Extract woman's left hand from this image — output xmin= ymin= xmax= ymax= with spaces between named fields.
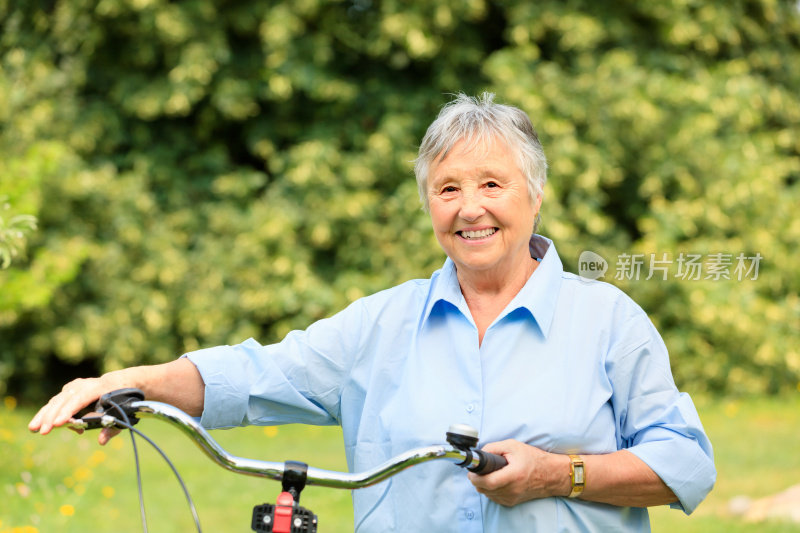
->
xmin=467 ymin=439 xmax=569 ymax=506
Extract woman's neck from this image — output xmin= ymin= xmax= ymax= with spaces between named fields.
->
xmin=457 ymin=257 xmax=539 ymax=345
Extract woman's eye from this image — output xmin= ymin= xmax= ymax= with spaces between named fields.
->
xmin=442 ymin=186 xmax=457 ymax=193
xmin=486 ymin=181 xmax=499 ymax=188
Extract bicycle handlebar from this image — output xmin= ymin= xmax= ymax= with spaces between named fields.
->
xmin=70 ymin=395 xmax=508 ymax=488
xmin=65 ymin=389 xmax=508 ymax=533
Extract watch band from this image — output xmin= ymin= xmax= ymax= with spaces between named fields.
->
xmin=568 ymin=454 xmax=585 ymax=498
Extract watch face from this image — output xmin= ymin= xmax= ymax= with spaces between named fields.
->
xmin=574 ymin=466 xmax=585 ymax=484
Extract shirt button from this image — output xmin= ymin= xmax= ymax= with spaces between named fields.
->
xmin=466 ymin=510 xmax=475 ymax=520
xmin=466 ymin=403 xmax=475 ymax=413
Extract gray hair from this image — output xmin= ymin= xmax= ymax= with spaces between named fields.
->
xmin=414 ymin=93 xmax=548 ymax=229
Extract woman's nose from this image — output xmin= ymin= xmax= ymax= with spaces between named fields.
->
xmin=458 ymin=191 xmax=485 ymax=221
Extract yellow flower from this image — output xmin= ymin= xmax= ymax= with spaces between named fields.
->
xmin=102 ymin=486 xmax=115 ymax=499
xmin=59 ymin=504 xmax=75 ymax=517
xmin=263 ymin=426 xmax=278 ymax=438
xmin=73 ymin=466 xmax=92 ymax=481
xmin=724 ymin=401 xmax=740 ymax=418
xmin=3 ymin=396 xmax=16 ymax=411
xmin=88 ymin=450 xmax=107 ymax=466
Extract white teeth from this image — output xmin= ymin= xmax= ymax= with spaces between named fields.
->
xmin=460 ymin=228 xmax=497 ymax=239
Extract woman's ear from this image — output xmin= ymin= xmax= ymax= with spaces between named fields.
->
xmin=532 ymin=194 xmax=543 ymax=233
xmin=533 ymin=193 xmax=543 ymax=213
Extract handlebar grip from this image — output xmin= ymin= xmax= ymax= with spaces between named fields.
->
xmin=470 ymin=449 xmax=508 ymax=475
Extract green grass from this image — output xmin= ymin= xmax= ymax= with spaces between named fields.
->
xmin=1 ymin=404 xmax=353 ymax=533
xmin=650 ymin=393 xmax=800 ymax=533
xmin=2 ymin=393 xmax=800 ymax=532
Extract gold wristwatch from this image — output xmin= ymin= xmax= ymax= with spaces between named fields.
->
xmin=568 ymin=454 xmax=585 ymax=498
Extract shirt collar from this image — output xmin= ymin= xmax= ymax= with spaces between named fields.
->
xmin=424 ymin=255 xmax=466 ymax=319
xmin=423 ymin=234 xmax=564 ymax=339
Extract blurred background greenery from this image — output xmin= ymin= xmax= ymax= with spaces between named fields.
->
xmin=1 ymin=0 xmax=798 ymax=399
xmin=1 ymin=0 xmax=799 ymax=529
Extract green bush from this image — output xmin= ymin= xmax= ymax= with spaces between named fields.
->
xmin=1 ymin=0 xmax=798 ymax=400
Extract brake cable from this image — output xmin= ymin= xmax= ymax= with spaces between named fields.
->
xmin=103 ymin=398 xmax=203 ymax=533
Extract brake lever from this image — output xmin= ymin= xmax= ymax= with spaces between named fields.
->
xmin=68 ymin=412 xmax=113 ymax=430
xmin=69 ymin=388 xmax=146 ymax=430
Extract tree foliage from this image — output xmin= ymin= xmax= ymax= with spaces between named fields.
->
xmin=0 ymin=197 xmax=36 ymax=269
xmin=1 ymin=0 xmax=798 ymax=400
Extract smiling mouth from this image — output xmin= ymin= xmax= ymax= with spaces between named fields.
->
xmin=457 ymin=228 xmax=498 ymax=240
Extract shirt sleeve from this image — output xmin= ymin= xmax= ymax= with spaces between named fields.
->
xmin=182 ymin=298 xmax=368 ymax=429
xmin=606 ymin=311 xmax=717 ymax=514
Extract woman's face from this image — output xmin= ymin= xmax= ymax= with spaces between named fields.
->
xmin=427 ymin=138 xmax=541 ymax=279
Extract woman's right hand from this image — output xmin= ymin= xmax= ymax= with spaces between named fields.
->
xmin=28 ymin=376 xmax=123 ymax=445
xmin=28 ymin=359 xmax=205 ymax=445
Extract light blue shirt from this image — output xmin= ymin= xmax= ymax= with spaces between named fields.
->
xmin=186 ymin=235 xmax=715 ymax=532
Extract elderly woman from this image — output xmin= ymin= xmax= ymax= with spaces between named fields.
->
xmin=30 ymin=93 xmax=715 ymax=532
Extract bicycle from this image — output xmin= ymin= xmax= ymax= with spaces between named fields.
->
xmin=63 ymin=388 xmax=508 ymax=532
